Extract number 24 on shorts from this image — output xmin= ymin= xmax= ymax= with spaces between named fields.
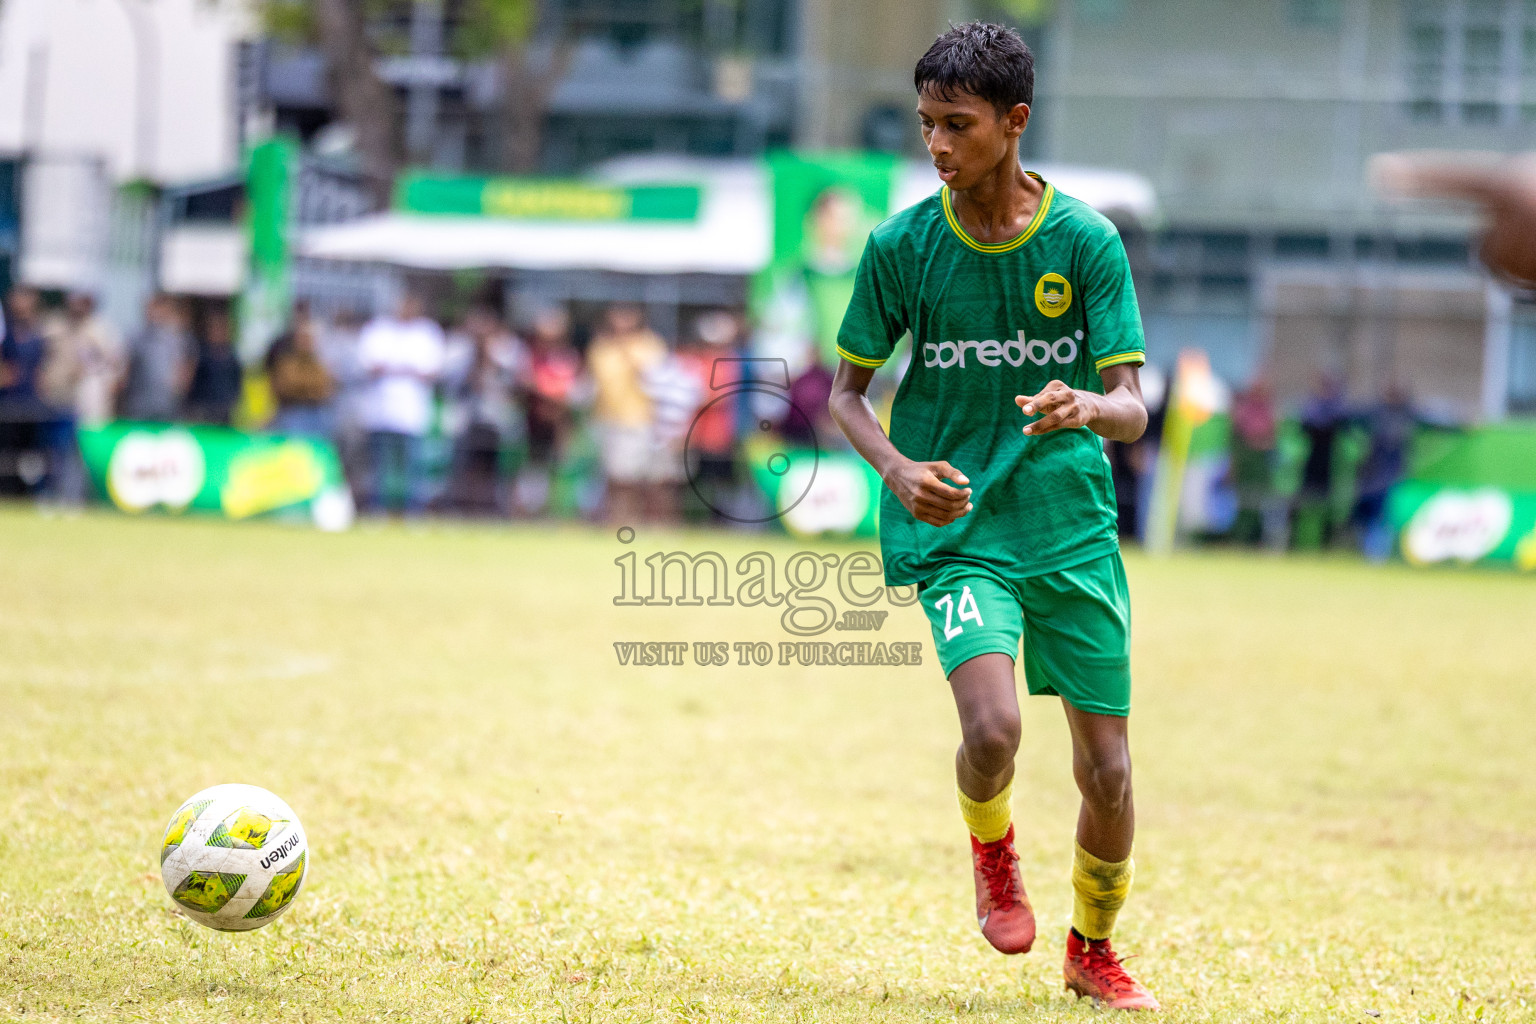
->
xmin=934 ymin=586 xmax=985 ymax=640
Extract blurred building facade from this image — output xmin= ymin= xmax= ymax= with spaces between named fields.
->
xmin=0 ymin=0 xmax=253 ymax=323
xmin=1032 ymin=0 xmax=1536 ymax=417
xmin=256 ymin=0 xmax=801 ymax=172
xmin=0 ymin=0 xmax=253 ymax=184
xmin=210 ymin=0 xmax=1536 ymax=416
xmin=1 ymin=0 xmax=1534 ymax=416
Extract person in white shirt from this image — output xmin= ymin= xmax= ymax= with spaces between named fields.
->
xmin=441 ymin=306 xmax=527 ymax=515
xmin=358 ymin=293 xmax=446 ymax=515
xmin=40 ymin=293 xmax=126 ymax=504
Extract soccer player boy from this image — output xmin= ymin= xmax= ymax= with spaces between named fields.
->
xmin=828 ymin=23 xmax=1158 ymax=1011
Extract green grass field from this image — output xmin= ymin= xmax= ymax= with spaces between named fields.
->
xmin=2 ymin=507 xmax=1534 ymax=1022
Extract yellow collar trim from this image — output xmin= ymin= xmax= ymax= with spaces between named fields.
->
xmin=941 ymin=174 xmax=1054 ymax=254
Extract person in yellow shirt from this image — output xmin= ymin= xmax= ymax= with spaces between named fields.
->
xmin=587 ymin=304 xmax=669 ymax=524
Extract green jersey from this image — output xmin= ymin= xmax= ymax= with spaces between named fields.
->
xmin=836 ymin=175 xmax=1146 ymax=587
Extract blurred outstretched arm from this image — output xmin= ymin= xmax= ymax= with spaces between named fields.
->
xmin=1371 ymin=152 xmax=1536 ymax=288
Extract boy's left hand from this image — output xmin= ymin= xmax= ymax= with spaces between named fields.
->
xmin=1017 ymin=381 xmax=1099 ymax=436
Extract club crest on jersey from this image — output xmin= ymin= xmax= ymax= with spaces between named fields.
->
xmin=1034 ymin=273 xmax=1072 ymax=318
xmin=923 ymin=330 xmax=1082 ymax=369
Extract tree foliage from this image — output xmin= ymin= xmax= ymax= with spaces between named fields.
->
xmin=256 ymin=0 xmax=539 ymax=54
xmin=993 ymin=0 xmax=1055 ymax=27
xmin=456 ymin=0 xmax=538 ymax=55
xmin=257 ymin=0 xmax=320 ymax=43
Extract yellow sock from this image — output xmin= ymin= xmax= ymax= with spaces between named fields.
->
xmin=957 ymin=780 xmax=1013 ymax=843
xmin=1071 ymin=842 xmax=1134 ymax=941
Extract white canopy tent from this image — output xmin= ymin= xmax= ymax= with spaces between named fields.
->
xmin=297 ymin=161 xmax=768 ymax=274
xmin=296 ymin=156 xmax=1158 ymax=274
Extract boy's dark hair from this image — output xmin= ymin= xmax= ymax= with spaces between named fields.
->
xmin=914 ymin=22 xmax=1034 ymax=114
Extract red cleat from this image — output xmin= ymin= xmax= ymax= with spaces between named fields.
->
xmin=969 ymin=825 xmax=1035 ymax=954
xmin=1064 ymin=931 xmax=1160 ymax=1011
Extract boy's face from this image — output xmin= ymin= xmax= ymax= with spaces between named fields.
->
xmin=917 ymin=88 xmax=1029 ymax=191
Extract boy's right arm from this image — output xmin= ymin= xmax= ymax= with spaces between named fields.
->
xmin=828 ymin=359 xmax=972 ymax=528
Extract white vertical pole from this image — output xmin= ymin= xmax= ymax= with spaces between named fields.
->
xmin=405 ymin=0 xmax=444 ymax=163
xmin=1482 ymin=281 xmax=1513 ymax=422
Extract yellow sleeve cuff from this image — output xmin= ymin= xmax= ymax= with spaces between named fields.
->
xmin=836 ymin=345 xmax=888 ymax=369
xmin=1095 ymin=351 xmax=1146 ymax=371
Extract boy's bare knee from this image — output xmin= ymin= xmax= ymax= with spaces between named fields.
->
xmin=961 ymin=711 xmax=1022 ymax=778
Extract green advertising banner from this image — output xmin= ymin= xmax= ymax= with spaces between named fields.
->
xmin=1390 ymin=482 xmax=1536 ymax=570
xmin=396 ymin=173 xmax=701 ymax=222
xmin=78 ymin=423 xmax=354 ymax=530
xmin=745 ymin=439 xmax=881 ymax=539
xmin=754 ymin=151 xmax=900 ymax=365
xmin=1388 ymin=423 xmax=1536 ymax=570
xmin=238 ymin=138 xmax=296 ymax=365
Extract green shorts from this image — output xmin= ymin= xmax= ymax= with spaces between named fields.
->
xmin=917 ymin=551 xmax=1133 ymax=717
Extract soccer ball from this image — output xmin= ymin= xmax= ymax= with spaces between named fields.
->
xmin=159 ymin=783 xmax=309 ymax=931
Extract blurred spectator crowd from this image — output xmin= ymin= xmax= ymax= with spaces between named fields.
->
xmin=0 ymin=284 xmax=1426 ymax=548
xmin=0 ymin=286 xmax=842 ymax=525
xmin=1105 ymin=370 xmax=1429 ymax=558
